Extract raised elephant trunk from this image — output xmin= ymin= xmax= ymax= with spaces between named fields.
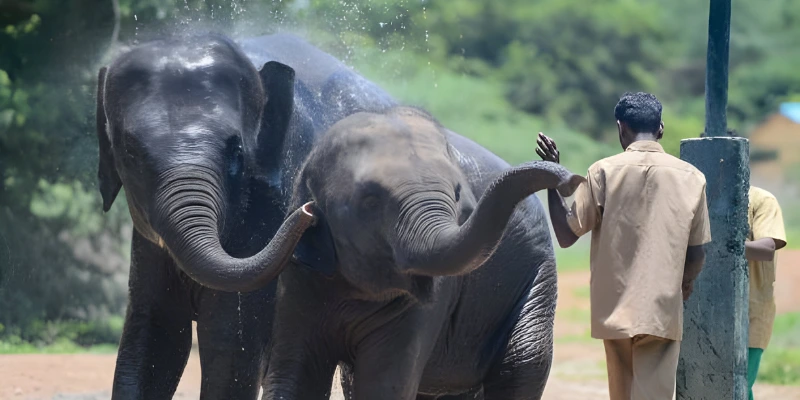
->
xmin=155 ymin=165 xmax=315 ymax=292
xmin=396 ymin=161 xmax=584 ymax=276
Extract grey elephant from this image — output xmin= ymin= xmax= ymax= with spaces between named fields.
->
xmin=260 ymin=107 xmax=585 ymax=399
xmin=96 ymin=33 xmax=393 ymax=399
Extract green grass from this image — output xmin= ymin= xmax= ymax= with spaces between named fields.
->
xmin=555 ymin=331 xmax=594 ymax=345
xmin=560 ymin=307 xmax=591 ymax=323
xmin=785 ymin=228 xmax=800 ymax=250
xmin=0 ymin=317 xmax=123 ymax=354
xmin=0 ymin=338 xmax=117 ymax=354
xmin=554 ymin=243 xmax=591 ymax=273
xmin=758 ymin=312 xmax=800 ymax=385
xmin=572 ymin=285 xmax=591 ymax=299
xmin=759 ymin=347 xmax=800 ymax=386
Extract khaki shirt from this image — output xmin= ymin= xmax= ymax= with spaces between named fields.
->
xmin=747 ymin=186 xmax=787 ymax=349
xmin=567 ymin=141 xmax=711 ymax=341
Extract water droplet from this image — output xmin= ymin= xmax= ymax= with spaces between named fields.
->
xmin=134 ymin=14 xmax=137 ymax=21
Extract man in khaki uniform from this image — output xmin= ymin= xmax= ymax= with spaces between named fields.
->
xmin=537 ymin=92 xmax=711 ymax=399
xmin=744 ymin=185 xmax=787 ymax=400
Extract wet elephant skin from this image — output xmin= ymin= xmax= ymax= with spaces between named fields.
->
xmin=96 ymin=33 xmax=395 ymax=399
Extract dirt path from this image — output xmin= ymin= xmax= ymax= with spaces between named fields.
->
xmin=2 ymin=250 xmax=799 ymax=399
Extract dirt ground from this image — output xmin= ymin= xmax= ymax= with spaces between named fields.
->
xmin=2 ymin=250 xmax=799 ymax=400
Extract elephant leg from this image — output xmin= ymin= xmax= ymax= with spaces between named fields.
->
xmin=351 ymin=316 xmax=442 ymax=400
xmin=263 ymin=340 xmax=338 ymax=399
xmin=195 ymin=282 xmax=276 ymax=400
xmin=112 ymin=230 xmax=193 ymax=400
xmin=416 ymin=387 xmax=484 ymax=400
xmin=482 ymin=261 xmax=557 ymax=400
xmin=263 ymin=283 xmax=338 ymax=399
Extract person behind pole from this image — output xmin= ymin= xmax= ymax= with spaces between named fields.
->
xmin=536 ymin=92 xmax=712 ymax=399
xmin=744 ymin=185 xmax=787 ymax=399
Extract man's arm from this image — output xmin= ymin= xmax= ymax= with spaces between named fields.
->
xmin=548 ymin=189 xmax=580 ymax=248
xmin=682 ymin=245 xmax=706 ymax=301
xmin=536 ymin=132 xmax=593 ymax=248
xmin=748 ymin=188 xmax=788 ymax=261
xmin=745 ymin=238 xmax=777 ymax=262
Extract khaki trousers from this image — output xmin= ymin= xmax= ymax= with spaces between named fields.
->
xmin=603 ymin=335 xmax=680 ymax=400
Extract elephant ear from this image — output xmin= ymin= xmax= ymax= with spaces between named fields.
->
xmin=290 ymin=173 xmax=337 ymax=276
xmin=257 ymin=61 xmax=296 ymax=171
xmin=292 ymin=205 xmax=337 ymax=277
xmin=96 ymin=66 xmax=122 ymax=212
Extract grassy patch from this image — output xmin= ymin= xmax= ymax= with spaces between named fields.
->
xmin=560 ymin=307 xmax=591 ymax=323
xmin=554 ymin=241 xmax=591 ymax=273
xmin=0 ymin=338 xmax=117 ymax=354
xmin=759 ymin=348 xmax=800 ymax=386
xmin=785 ymin=228 xmax=800 ymax=250
xmin=771 ymin=313 xmax=800 ymax=348
xmin=555 ymin=331 xmax=594 ymax=345
xmin=758 ymin=312 xmax=800 ymax=385
xmin=0 ymin=317 xmax=122 ymax=354
xmin=572 ymin=285 xmax=591 ymax=299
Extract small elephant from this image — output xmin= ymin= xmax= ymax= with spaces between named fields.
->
xmin=96 ymin=33 xmax=386 ymax=399
xmin=262 ymin=107 xmax=584 ymax=399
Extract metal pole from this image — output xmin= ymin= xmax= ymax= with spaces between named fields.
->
xmin=704 ymin=0 xmax=732 ymax=137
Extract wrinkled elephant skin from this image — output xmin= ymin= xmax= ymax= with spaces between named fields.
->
xmin=96 ymin=33 xmax=395 ymax=400
xmin=263 ymin=108 xmax=584 ymax=400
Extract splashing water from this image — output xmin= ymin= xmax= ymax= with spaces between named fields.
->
xmin=237 ymin=291 xmax=243 ymax=343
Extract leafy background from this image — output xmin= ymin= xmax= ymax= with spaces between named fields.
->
xmin=1 ymin=0 xmax=799 ymax=382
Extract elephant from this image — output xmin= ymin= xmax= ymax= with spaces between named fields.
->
xmin=260 ymin=106 xmax=585 ymax=399
xmin=96 ymin=32 xmax=396 ymax=399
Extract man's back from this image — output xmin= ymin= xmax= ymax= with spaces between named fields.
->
xmin=569 ymin=141 xmax=710 ymax=340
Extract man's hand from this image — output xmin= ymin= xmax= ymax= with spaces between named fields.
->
xmin=536 ymin=132 xmax=560 ymax=164
xmin=682 ymin=280 xmax=694 ymax=301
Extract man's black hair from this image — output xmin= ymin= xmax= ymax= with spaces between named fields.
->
xmin=614 ymin=92 xmax=663 ymax=134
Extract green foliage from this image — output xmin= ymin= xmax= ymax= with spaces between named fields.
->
xmin=345 ymin=47 xmax=617 ymax=173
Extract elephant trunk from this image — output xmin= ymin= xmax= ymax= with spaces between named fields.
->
xmin=396 ymin=161 xmax=584 ymax=276
xmin=155 ymin=165 xmax=315 ymax=292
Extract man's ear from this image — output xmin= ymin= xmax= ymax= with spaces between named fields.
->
xmin=292 ymin=205 xmax=337 ymax=277
xmin=96 ymin=66 xmax=122 ymax=212
xmin=657 ymin=121 xmax=665 ymax=140
xmin=257 ymin=61 xmax=296 ymax=171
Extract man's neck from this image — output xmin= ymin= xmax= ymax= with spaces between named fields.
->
xmin=631 ymin=133 xmax=659 ymax=142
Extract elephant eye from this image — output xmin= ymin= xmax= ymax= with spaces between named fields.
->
xmin=360 ymin=194 xmax=380 ymax=210
xmin=454 ymin=183 xmax=462 ymax=202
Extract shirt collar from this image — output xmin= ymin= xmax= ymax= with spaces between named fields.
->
xmin=625 ymin=140 xmax=665 ymax=153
